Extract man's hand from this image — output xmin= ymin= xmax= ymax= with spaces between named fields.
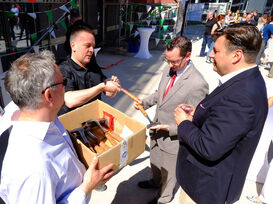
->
xmin=111 ymin=75 xmax=120 ymax=86
xmin=174 ymin=104 xmax=195 ymax=125
xmin=104 ymin=80 xmax=120 ymax=98
xmin=149 ymin=124 xmax=169 ymax=131
xmin=133 ymin=100 xmax=143 ymax=110
xmin=79 ymin=157 xmax=114 ymax=196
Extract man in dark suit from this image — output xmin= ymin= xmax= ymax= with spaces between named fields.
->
xmin=134 ymin=36 xmax=209 ymax=204
xmin=174 ymin=24 xmax=268 ymax=204
xmin=245 ymin=13 xmax=256 ymax=25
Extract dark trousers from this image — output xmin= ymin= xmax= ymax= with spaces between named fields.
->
xmin=200 ymin=35 xmax=212 ymax=56
xmin=256 ymin=40 xmax=267 ymax=65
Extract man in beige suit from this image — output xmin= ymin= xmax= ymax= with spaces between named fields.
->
xmin=134 ymin=36 xmax=209 ymax=204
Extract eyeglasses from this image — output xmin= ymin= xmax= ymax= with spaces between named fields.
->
xmin=164 ymin=57 xmax=183 ymax=66
xmin=41 ymin=78 xmax=67 ymax=94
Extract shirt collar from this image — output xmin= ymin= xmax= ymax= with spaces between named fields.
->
xmin=219 ymin=65 xmax=256 ymax=85
xmin=176 ymin=60 xmax=191 ymax=76
xmin=11 ymin=117 xmax=60 ymax=141
xmin=69 ymin=58 xmax=86 ymax=71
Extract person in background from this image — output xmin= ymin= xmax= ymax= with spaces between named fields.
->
xmin=256 ymin=15 xmax=273 ymax=65
xmin=0 ymin=51 xmax=114 ymax=203
xmin=213 ymin=10 xmax=218 ymax=18
xmin=245 ymin=13 xmax=256 ymax=25
xmin=134 ymin=36 xmax=208 ymax=204
xmin=252 ymin=10 xmax=259 ymax=26
xmin=206 ymin=14 xmax=225 ymax=63
xmin=174 ymin=23 xmax=268 ymax=204
xmin=234 ymin=9 xmax=241 ymax=23
xmin=9 ymin=4 xmax=18 ymax=40
xmin=224 ymin=10 xmax=234 ymax=26
xmin=199 ymin=11 xmax=216 ymax=57
xmin=240 ymin=12 xmax=247 ymax=23
xmin=10 ymin=4 xmax=19 ymax=19
xmin=230 ymin=12 xmax=236 ymax=23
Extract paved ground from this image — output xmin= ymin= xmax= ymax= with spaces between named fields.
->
xmin=90 ymin=24 xmax=273 ymax=203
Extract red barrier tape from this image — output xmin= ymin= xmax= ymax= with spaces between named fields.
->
xmin=102 ymin=59 xmax=124 ymax=70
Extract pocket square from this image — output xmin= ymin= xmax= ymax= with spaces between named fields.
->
xmin=200 ymin=104 xmax=205 ymax=109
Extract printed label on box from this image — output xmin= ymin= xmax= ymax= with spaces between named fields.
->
xmin=120 ymin=139 xmax=128 ymax=168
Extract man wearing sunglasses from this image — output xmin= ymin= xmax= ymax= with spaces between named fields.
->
xmin=58 ymin=25 xmax=120 ymax=116
xmin=0 ymin=51 xmax=114 ymax=203
xmin=134 ymin=36 xmax=208 ymax=204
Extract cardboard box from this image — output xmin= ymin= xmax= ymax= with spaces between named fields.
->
xmin=59 ymin=100 xmax=146 ymax=172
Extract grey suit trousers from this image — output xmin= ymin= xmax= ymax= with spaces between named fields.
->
xmin=150 ymin=138 xmax=178 ymax=203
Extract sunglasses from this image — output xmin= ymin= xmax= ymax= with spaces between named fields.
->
xmin=41 ymin=78 xmax=67 ymax=94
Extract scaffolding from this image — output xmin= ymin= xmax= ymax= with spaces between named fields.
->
xmin=102 ymin=0 xmax=179 ymax=48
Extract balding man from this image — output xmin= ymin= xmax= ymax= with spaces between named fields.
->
xmin=58 ymin=25 xmax=120 ymax=116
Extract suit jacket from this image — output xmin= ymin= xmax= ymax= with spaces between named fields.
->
xmin=176 ymin=67 xmax=268 ymax=204
xmin=142 ymin=63 xmax=209 ymax=154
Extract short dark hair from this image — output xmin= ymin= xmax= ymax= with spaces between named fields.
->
xmin=213 ymin=23 xmax=262 ymax=63
xmin=166 ymin=36 xmax=192 ymax=57
xmin=70 ymin=25 xmax=95 ymax=42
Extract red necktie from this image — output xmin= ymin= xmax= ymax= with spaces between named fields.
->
xmin=163 ymin=72 xmax=177 ymax=99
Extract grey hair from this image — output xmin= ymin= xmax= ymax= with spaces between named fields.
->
xmin=4 ymin=50 xmax=56 ymax=109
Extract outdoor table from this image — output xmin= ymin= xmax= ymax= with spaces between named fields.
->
xmin=134 ymin=27 xmax=155 ymax=59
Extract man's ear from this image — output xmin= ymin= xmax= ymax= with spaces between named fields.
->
xmin=43 ymin=89 xmax=53 ymax=104
xmin=232 ymin=50 xmax=243 ymax=64
xmin=185 ymin=52 xmax=191 ymax=60
xmin=71 ymin=41 xmax=76 ymax=52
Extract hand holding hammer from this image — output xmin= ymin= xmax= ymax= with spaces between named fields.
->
xmin=121 ymin=88 xmax=159 ymax=128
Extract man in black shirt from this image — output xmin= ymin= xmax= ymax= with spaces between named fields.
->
xmin=58 ymin=25 xmax=120 ymax=115
xmin=199 ymin=11 xmax=216 ymax=57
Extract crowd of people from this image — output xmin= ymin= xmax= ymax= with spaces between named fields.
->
xmin=200 ymin=9 xmax=273 ymax=79
xmin=0 ymin=7 xmax=273 ymax=204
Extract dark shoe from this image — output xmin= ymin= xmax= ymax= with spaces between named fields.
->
xmin=138 ymin=180 xmax=159 ymax=189
xmin=147 ymin=197 xmax=164 ymax=204
xmin=95 ymin=183 xmax=107 ymax=192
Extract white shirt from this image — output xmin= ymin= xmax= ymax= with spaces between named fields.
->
xmin=0 ymin=117 xmax=89 ymax=204
xmin=10 ymin=7 xmax=19 ymax=16
xmin=219 ymin=65 xmax=256 ymax=86
xmin=165 ymin=60 xmax=192 ymax=89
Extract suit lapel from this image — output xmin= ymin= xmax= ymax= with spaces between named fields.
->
xmin=158 ymin=68 xmax=171 ymax=105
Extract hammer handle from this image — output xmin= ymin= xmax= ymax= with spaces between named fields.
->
xmin=121 ymin=88 xmax=142 ymax=104
xmin=98 ymin=140 xmax=111 ymax=151
xmin=107 ymin=131 xmax=124 ymax=142
xmin=121 ymin=88 xmax=148 ymax=117
xmin=105 ymin=132 xmax=118 ymax=146
xmin=137 ymin=104 xmax=148 ymax=117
